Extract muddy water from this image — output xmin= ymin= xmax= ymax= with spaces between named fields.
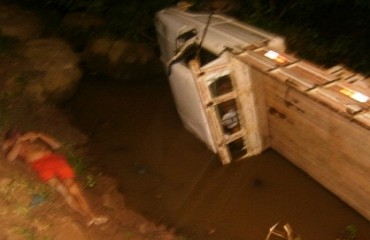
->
xmin=65 ymin=76 xmax=370 ymax=240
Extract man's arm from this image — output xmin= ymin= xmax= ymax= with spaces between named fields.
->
xmin=20 ymin=132 xmax=62 ymax=150
xmin=37 ymin=133 xmax=62 ymax=150
xmin=4 ymin=140 xmax=22 ymax=162
xmin=2 ymin=140 xmax=13 ymax=152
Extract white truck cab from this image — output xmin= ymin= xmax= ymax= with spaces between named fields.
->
xmin=155 ymin=7 xmax=285 ymax=164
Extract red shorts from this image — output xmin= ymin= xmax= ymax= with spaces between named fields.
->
xmin=30 ymin=153 xmax=75 ymax=182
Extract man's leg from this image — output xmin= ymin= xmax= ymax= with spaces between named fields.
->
xmin=62 ymin=178 xmax=95 ymax=219
xmin=46 ymin=178 xmax=92 ymax=218
xmin=62 ymin=178 xmax=108 ymax=226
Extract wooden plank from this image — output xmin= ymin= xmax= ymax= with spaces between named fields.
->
xmin=345 ymin=74 xmax=366 ymax=83
xmin=286 ymin=62 xmax=337 ymax=85
xmin=351 ymin=77 xmax=370 ymax=88
xmin=238 ymin=51 xmax=278 ymax=71
xmin=266 ymin=87 xmax=370 ymax=167
xmin=308 ymin=88 xmax=363 ymax=115
xmin=260 ymin=75 xmax=370 ymax=219
xmin=326 ymin=65 xmax=355 ymax=79
xmin=269 ymin=68 xmax=316 ymax=91
xmin=272 ymin=133 xmax=370 ymax=219
xmin=270 ymin=115 xmax=370 ymax=219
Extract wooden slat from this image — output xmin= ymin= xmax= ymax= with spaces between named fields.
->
xmin=269 ymin=68 xmax=316 ymax=91
xmin=261 ymin=75 xmax=370 ymax=219
xmin=354 ymin=111 xmax=370 ymax=126
xmin=309 ymin=88 xmax=363 ymax=115
xmin=238 ymin=51 xmax=278 ymax=71
xmin=351 ymin=77 xmax=370 ymax=88
xmin=345 ymin=74 xmax=366 ymax=83
xmin=287 ymin=62 xmax=337 ymax=85
xmin=326 ymin=65 xmax=356 ymax=80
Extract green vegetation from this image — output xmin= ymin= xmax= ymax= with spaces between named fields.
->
xmin=341 ymin=224 xmax=359 ymax=240
xmin=0 ymin=177 xmax=51 ymax=206
xmin=18 ymin=227 xmax=36 ymax=240
xmin=65 ymin=150 xmax=87 ymax=176
xmin=16 ymin=225 xmax=52 ymax=240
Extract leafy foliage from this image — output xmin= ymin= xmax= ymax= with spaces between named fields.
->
xmin=65 ymin=151 xmax=86 ymax=176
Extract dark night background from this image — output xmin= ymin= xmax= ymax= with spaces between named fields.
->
xmin=4 ymin=0 xmax=370 ymax=76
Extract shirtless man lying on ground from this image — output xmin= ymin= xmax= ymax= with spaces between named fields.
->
xmin=2 ymin=128 xmax=108 ymax=226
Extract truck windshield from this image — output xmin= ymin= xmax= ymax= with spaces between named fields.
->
xmin=182 ymin=45 xmax=218 ymax=67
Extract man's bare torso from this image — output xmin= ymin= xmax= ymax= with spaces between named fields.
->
xmin=3 ymin=131 xmax=61 ymax=164
xmin=18 ymin=139 xmax=53 ymax=163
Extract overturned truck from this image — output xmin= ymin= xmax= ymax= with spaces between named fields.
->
xmin=155 ymin=7 xmax=370 ymax=220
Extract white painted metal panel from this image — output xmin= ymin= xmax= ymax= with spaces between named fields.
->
xmin=155 ymin=7 xmax=286 ymax=60
xmin=168 ymin=63 xmax=216 ymax=152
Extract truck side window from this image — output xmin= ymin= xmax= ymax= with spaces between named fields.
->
xmin=176 ymin=29 xmax=197 ymax=48
xmin=209 ymin=75 xmax=233 ymax=97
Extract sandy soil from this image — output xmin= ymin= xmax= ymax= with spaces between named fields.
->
xmin=0 ymin=96 xmax=183 ymax=240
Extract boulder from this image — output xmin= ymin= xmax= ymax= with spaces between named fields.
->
xmin=82 ymin=37 xmax=160 ymax=81
xmin=21 ymin=38 xmax=81 ymax=103
xmin=0 ymin=3 xmax=43 ymax=41
xmin=62 ymin=12 xmax=104 ymax=30
xmin=59 ymin=12 xmax=105 ymax=51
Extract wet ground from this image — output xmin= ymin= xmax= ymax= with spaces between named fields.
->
xmin=64 ymin=75 xmax=370 ymax=240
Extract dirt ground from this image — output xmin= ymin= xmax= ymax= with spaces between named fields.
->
xmin=0 ymin=134 xmax=183 ymax=240
xmin=0 ymin=97 xmax=184 ymax=240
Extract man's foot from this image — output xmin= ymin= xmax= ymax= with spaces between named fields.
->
xmin=86 ymin=216 xmax=109 ymax=227
xmin=93 ymin=216 xmax=109 ymax=225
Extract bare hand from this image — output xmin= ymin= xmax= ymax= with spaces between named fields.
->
xmin=18 ymin=132 xmax=39 ymax=142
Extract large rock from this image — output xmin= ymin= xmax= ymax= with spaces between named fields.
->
xmin=0 ymin=3 xmax=43 ymax=41
xmin=59 ymin=12 xmax=105 ymax=51
xmin=62 ymin=12 xmax=104 ymax=30
xmin=0 ymin=3 xmax=81 ymax=104
xmin=82 ymin=37 xmax=161 ymax=81
xmin=20 ymin=38 xmax=81 ymax=103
